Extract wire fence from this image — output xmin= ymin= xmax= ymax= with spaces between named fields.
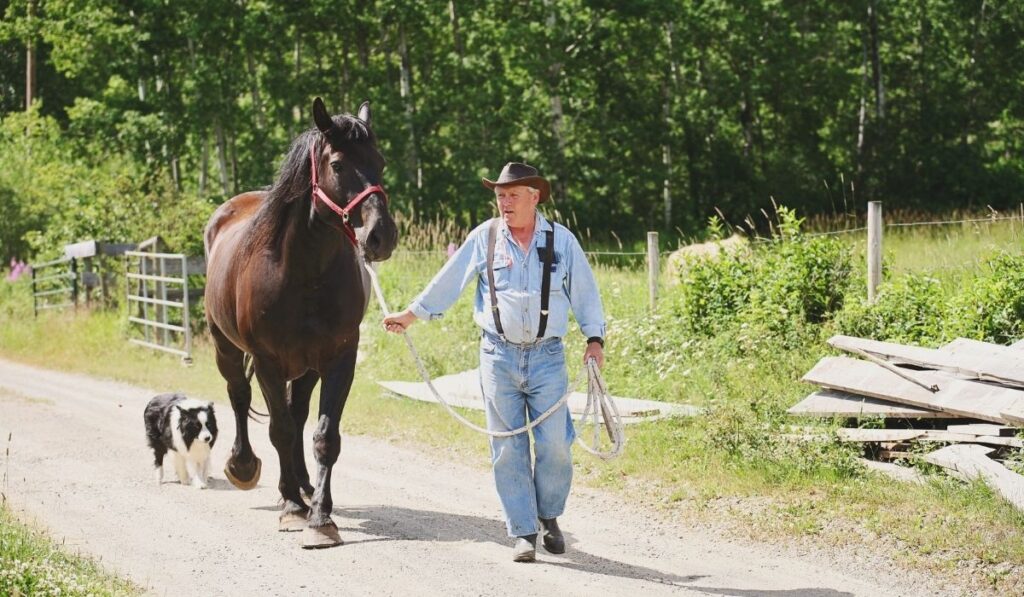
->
xmin=390 ymin=211 xmax=1024 ymax=260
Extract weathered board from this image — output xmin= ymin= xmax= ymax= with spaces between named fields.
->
xmin=836 ymin=428 xmax=924 ymax=442
xmin=925 ymin=444 xmax=1024 ymax=511
xmin=803 ymin=356 xmax=1024 ymax=425
xmin=945 ymin=423 xmax=1016 ymax=437
xmin=918 ymin=431 xmax=1024 ymax=448
xmin=828 ymin=335 xmax=1024 ymax=389
xmin=787 ymin=390 xmax=944 ymax=419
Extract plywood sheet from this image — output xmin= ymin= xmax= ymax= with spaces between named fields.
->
xmin=378 ymin=368 xmax=702 ymax=423
xmin=836 ymin=428 xmax=924 ymax=442
xmin=803 ymin=356 xmax=1024 ymax=425
xmin=828 ymin=335 xmax=1024 ymax=388
xmin=925 ymin=444 xmax=1024 ymax=511
xmin=787 ymin=390 xmax=944 ymax=419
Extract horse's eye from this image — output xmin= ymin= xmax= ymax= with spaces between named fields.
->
xmin=330 ymin=161 xmax=343 ymax=173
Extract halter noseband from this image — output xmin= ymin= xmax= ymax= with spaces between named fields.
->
xmin=310 ymin=145 xmax=388 ymax=246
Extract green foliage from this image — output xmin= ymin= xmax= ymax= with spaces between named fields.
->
xmin=674 ymin=207 xmax=855 ymax=345
xmin=0 ymin=109 xmax=213 ymax=258
xmin=0 ymin=503 xmax=138 ymax=596
xmin=944 ymin=253 xmax=1024 ymax=344
xmin=833 ymin=252 xmax=1024 ymax=346
xmin=3 ymin=0 xmax=1024 ymax=250
xmin=834 ymin=274 xmax=947 ymax=345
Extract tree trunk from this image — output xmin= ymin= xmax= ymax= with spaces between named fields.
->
xmin=246 ymin=49 xmax=266 ymax=131
xmin=867 ymin=0 xmax=884 ymax=120
xmin=448 ymin=1 xmax=464 ymax=59
xmin=544 ymin=0 xmax=568 ymax=202
xmin=214 ymin=121 xmax=230 ymax=196
xmin=199 ymin=133 xmax=209 ymax=195
xmin=292 ymin=34 xmax=302 ymax=130
xmin=25 ymin=0 xmax=35 ymax=110
xmin=661 ymin=23 xmax=677 ymax=231
xmin=398 ymin=22 xmax=422 ymax=203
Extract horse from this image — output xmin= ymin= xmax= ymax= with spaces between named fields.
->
xmin=203 ymin=97 xmax=398 ymax=548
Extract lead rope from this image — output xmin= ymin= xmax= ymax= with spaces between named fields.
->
xmin=364 ymin=262 xmax=625 ymax=459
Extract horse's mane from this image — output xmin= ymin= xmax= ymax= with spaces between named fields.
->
xmin=247 ymin=114 xmax=373 ymax=252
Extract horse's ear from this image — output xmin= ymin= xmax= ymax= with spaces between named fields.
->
xmin=357 ymin=101 xmax=371 ymax=126
xmin=312 ymin=97 xmax=334 ymax=134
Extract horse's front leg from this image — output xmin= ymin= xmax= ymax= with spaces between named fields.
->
xmin=288 ymin=370 xmax=320 ymax=499
xmin=211 ymin=325 xmax=261 ymax=490
xmin=303 ymin=349 xmax=356 ymax=549
xmin=252 ymin=360 xmax=309 ymax=531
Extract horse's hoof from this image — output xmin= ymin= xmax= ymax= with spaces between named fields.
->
xmin=224 ymin=456 xmax=262 ymax=490
xmin=302 ymin=523 xmax=342 ymax=549
xmin=279 ymin=509 xmax=309 ymax=532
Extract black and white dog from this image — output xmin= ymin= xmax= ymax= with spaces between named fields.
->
xmin=144 ymin=393 xmax=218 ymax=489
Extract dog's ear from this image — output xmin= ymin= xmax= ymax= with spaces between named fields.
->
xmin=207 ymin=401 xmax=215 ymax=411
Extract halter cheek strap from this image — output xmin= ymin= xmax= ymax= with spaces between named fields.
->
xmin=310 ymin=145 xmax=388 ymax=246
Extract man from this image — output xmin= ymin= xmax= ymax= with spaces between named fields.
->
xmin=383 ymin=162 xmax=606 ymax=562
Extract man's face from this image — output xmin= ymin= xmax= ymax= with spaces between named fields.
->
xmin=495 ymin=185 xmax=539 ymax=229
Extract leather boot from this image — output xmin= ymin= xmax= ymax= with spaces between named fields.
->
xmin=539 ymin=518 xmax=565 ymax=554
xmin=512 ymin=534 xmax=537 ymax=562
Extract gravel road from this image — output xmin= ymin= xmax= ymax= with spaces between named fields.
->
xmin=0 ymin=357 xmax=955 ymax=596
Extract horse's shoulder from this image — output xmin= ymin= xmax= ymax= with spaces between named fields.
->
xmin=205 ymin=191 xmax=267 ymax=254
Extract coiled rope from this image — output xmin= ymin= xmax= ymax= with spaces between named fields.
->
xmin=364 ymin=262 xmax=625 ymax=460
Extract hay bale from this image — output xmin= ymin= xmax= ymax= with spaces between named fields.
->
xmin=664 ymin=233 xmax=749 ymax=285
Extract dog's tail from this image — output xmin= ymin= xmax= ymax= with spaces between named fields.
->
xmin=242 ymin=353 xmax=269 ymax=421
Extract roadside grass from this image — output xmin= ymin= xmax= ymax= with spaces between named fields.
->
xmin=0 ymin=503 xmax=139 ymax=596
xmin=1 ymin=217 xmax=1024 ymax=592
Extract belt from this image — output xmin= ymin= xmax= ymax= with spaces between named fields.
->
xmin=482 ymin=329 xmax=560 ymax=348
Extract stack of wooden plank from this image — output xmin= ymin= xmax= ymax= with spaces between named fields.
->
xmin=793 ymin=335 xmax=1024 ymax=510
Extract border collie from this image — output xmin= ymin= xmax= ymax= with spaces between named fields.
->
xmin=144 ymin=393 xmax=218 ymax=489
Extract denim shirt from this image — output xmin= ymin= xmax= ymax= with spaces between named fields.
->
xmin=408 ymin=213 xmax=606 ymax=344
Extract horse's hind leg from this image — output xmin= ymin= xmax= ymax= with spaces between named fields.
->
xmin=288 ymin=370 xmax=319 ymax=499
xmin=303 ymin=349 xmax=357 ymax=549
xmin=211 ymin=325 xmax=262 ymax=489
xmin=252 ymin=360 xmax=309 ymax=531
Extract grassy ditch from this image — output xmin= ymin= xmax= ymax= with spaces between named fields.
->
xmin=2 ymin=214 xmax=1024 ymax=593
xmin=0 ymin=503 xmax=139 ymax=596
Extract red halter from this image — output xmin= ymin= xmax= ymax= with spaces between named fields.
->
xmin=310 ymin=145 xmax=388 ymax=246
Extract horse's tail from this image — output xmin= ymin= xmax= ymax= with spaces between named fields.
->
xmin=243 ymin=353 xmax=269 ymax=421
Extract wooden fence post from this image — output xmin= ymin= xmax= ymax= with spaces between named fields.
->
xmin=867 ymin=201 xmax=883 ymax=303
xmin=647 ymin=231 xmax=659 ymax=310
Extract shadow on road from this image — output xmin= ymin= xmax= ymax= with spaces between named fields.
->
xmin=328 ymin=504 xmax=849 ymax=595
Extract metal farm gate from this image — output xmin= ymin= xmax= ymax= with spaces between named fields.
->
xmin=31 ymin=256 xmax=78 ymax=315
xmin=125 ymin=250 xmax=194 ymax=364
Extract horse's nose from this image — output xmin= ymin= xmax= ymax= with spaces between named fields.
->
xmin=364 ymin=225 xmax=396 ymax=261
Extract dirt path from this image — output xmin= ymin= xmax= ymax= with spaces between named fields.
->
xmin=0 ymin=357 xmax=954 ymax=596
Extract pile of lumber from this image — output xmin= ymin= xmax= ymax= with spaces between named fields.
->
xmin=793 ymin=335 xmax=1024 ymax=509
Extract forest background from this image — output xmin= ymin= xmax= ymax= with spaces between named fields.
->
xmin=2 ymin=0 xmax=1023 ymax=260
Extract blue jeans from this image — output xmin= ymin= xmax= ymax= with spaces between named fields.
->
xmin=479 ymin=330 xmax=575 ymax=538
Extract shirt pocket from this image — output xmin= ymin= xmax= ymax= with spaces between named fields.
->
xmin=489 ymin=260 xmax=512 ymax=292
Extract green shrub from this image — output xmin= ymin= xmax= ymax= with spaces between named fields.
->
xmin=833 ymin=273 xmax=947 ymax=345
xmin=944 ymin=252 xmax=1024 ymax=344
xmin=673 ymin=206 xmax=854 ymax=345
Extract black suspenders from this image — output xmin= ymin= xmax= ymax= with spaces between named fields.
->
xmin=486 ymin=218 xmax=555 ymax=341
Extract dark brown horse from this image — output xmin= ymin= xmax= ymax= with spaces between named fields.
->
xmin=203 ymin=97 xmax=397 ymax=548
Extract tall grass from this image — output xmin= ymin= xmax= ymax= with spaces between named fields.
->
xmin=0 ymin=503 xmax=139 ymax=596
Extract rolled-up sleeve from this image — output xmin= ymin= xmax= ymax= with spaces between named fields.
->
xmin=564 ymin=237 xmax=606 ymax=339
xmin=408 ymin=232 xmax=480 ymax=321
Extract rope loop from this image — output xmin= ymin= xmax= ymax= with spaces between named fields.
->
xmin=364 ymin=262 xmax=625 ymax=459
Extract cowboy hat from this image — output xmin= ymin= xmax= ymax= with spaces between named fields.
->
xmin=482 ymin=162 xmax=551 ymax=203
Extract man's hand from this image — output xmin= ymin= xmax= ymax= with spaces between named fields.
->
xmin=383 ymin=309 xmax=417 ymax=334
xmin=583 ymin=340 xmax=604 ymax=369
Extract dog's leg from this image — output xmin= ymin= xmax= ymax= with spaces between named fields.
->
xmin=173 ymin=451 xmax=189 ymax=484
xmin=186 ymin=458 xmax=208 ymax=489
